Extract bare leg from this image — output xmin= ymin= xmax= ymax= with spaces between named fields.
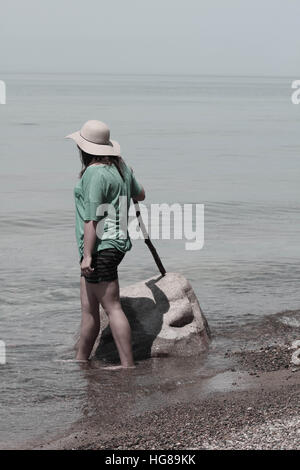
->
xmin=76 ymin=277 xmax=100 ymax=361
xmin=94 ymin=279 xmax=135 ymax=368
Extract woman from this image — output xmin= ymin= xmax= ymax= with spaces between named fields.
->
xmin=66 ymin=120 xmax=145 ymax=369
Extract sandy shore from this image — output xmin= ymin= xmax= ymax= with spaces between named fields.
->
xmin=33 ymin=343 xmax=300 ymax=451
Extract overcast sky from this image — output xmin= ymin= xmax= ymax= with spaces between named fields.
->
xmin=1 ymin=0 xmax=299 ymax=75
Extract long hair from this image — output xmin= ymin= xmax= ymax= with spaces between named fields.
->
xmin=78 ymin=147 xmax=125 ymax=180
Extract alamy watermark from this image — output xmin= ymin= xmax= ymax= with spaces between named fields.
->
xmin=94 ymin=198 xmax=204 ymax=250
xmin=0 ymin=340 xmax=6 ymax=365
xmin=291 ymin=80 xmax=300 ymax=104
xmin=290 ymin=339 xmax=300 ymax=366
xmin=0 ymin=80 xmax=6 ymax=104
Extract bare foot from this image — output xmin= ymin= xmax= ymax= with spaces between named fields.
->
xmin=100 ymin=365 xmax=136 ymax=371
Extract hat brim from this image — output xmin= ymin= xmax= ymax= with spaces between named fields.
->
xmin=65 ymin=131 xmax=121 ymax=156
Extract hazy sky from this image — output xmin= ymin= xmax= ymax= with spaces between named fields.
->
xmin=1 ymin=0 xmax=300 ymax=75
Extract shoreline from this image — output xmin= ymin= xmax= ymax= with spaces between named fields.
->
xmin=31 ymin=343 xmax=300 ymax=451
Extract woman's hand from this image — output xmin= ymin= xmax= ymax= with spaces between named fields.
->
xmin=80 ymin=255 xmax=94 ymax=276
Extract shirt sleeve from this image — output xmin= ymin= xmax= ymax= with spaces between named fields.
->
xmin=131 ymin=171 xmax=143 ymax=198
xmin=82 ymin=169 xmax=106 ymax=221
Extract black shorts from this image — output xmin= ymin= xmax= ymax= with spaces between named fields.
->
xmin=80 ymin=248 xmax=125 ymax=283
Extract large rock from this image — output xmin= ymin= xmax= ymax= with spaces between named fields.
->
xmin=95 ymin=272 xmax=211 ymax=362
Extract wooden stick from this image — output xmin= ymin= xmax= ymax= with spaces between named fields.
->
xmin=133 ymin=200 xmax=166 ymax=276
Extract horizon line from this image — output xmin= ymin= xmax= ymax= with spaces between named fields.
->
xmin=0 ymin=71 xmax=298 ymax=79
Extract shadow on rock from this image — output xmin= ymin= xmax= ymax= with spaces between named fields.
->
xmin=94 ymin=272 xmax=210 ymax=362
xmin=96 ymin=276 xmax=169 ymax=362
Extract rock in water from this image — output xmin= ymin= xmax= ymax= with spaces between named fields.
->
xmin=95 ymin=272 xmax=211 ymax=362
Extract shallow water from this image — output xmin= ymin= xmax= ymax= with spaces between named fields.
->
xmin=0 ymin=73 xmax=299 ymax=448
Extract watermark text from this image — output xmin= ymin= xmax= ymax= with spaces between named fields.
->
xmin=0 ymin=80 xmax=6 ymax=104
xmin=291 ymin=80 xmax=300 ymax=104
xmin=0 ymin=340 xmax=6 ymax=364
xmin=94 ymin=198 xmax=204 ymax=251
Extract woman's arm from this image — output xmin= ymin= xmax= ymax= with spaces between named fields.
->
xmin=134 ymin=186 xmax=145 ymax=201
xmin=81 ymin=220 xmax=97 ymax=275
xmin=81 ymin=168 xmax=106 ymax=275
xmin=131 ymin=167 xmax=145 ymax=201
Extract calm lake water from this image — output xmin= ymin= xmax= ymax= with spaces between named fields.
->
xmin=0 ymin=73 xmax=299 ymax=448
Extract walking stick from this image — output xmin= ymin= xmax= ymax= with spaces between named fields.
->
xmin=133 ymin=200 xmax=166 ymax=276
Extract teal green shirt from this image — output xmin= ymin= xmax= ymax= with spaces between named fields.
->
xmin=74 ymin=162 xmax=142 ymax=260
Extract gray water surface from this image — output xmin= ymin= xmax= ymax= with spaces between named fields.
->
xmin=0 ymin=73 xmax=299 ymax=448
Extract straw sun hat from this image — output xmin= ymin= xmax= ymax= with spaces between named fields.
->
xmin=65 ymin=120 xmax=121 ymax=156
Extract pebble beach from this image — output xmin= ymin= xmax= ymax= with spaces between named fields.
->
xmin=33 ymin=340 xmax=299 ymax=450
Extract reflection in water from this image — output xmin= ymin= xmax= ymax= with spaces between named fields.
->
xmin=1 ymin=308 xmax=299 ymax=449
xmin=76 ymin=353 xmax=214 ymax=428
